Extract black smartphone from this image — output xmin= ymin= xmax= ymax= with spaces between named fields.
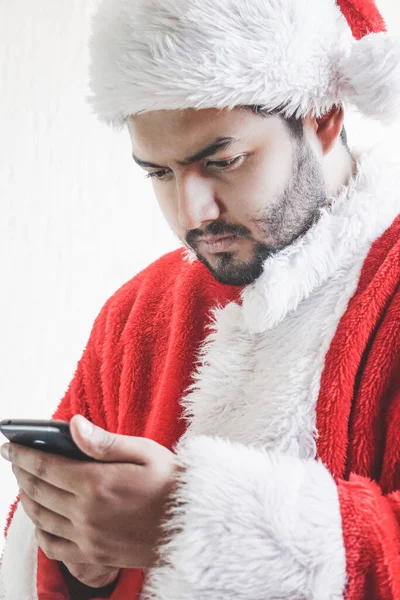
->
xmin=0 ymin=419 xmax=96 ymax=461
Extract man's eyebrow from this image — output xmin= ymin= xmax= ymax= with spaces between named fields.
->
xmin=132 ymin=136 xmax=240 ymax=169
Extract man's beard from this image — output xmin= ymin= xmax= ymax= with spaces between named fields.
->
xmin=185 ymin=138 xmax=328 ymax=287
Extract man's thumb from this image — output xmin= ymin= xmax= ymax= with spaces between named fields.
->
xmin=70 ymin=414 xmax=149 ymax=463
xmin=69 ymin=415 xmax=120 ymax=461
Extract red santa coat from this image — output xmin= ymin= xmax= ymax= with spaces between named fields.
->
xmin=1 ymin=143 xmax=400 ymax=599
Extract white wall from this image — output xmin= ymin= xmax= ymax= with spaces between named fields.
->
xmin=0 ymin=0 xmax=399 ymax=551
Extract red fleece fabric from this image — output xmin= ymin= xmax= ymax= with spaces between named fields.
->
xmin=2 ymin=218 xmax=400 ymax=599
xmin=316 ymin=215 xmax=400 ymax=598
xmin=337 ymin=0 xmax=387 ymax=40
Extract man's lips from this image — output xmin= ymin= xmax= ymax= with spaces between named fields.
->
xmin=198 ymin=234 xmax=236 ymax=244
xmin=197 ymin=234 xmax=242 ymax=254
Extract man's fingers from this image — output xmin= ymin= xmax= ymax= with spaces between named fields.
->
xmin=14 ymin=465 xmax=75 ymax=519
xmin=20 ymin=491 xmax=74 ymax=541
xmin=7 ymin=443 xmax=92 ymax=493
xmin=35 ymin=529 xmax=85 ymax=564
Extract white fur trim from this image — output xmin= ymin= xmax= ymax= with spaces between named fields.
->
xmin=175 ymin=144 xmax=400 ymax=461
xmin=86 ymin=0 xmax=399 ymax=130
xmin=340 ymin=33 xmax=400 ymax=125
xmin=86 ymin=0 xmax=348 ymax=129
xmin=0 ymin=503 xmax=38 ymax=599
xmin=140 ymin=436 xmax=346 ymax=600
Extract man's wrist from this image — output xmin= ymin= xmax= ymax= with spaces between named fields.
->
xmin=58 ymin=562 xmax=121 ymax=598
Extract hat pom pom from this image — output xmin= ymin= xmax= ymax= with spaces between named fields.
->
xmin=340 ymin=32 xmax=400 ymax=125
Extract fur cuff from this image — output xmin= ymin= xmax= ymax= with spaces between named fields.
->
xmin=141 ymin=436 xmax=346 ymax=600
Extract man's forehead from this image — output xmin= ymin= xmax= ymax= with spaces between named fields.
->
xmin=128 ymin=108 xmax=247 ymax=163
xmin=128 ymin=106 xmax=277 ymax=139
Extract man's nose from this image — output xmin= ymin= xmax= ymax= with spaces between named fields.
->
xmin=176 ymin=173 xmax=221 ymax=230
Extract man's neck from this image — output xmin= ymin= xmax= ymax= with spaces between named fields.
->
xmin=323 ymin=142 xmax=356 ymax=198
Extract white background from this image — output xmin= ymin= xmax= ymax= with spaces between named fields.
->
xmin=0 ymin=0 xmax=399 ymax=551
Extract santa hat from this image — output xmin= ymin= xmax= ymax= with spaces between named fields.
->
xmin=86 ymin=0 xmax=400 ymax=132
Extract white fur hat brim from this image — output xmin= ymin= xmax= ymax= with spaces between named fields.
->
xmin=86 ymin=0 xmax=400 ymax=131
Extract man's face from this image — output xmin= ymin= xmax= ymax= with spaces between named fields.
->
xmin=128 ymin=107 xmax=327 ymax=286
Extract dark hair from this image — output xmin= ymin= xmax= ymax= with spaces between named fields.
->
xmin=245 ymin=104 xmax=349 ymax=149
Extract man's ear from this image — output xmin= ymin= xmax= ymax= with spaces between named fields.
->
xmin=304 ymin=105 xmax=345 ymax=156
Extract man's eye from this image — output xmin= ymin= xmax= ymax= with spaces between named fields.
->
xmin=145 ymin=170 xmax=170 ymax=181
xmin=207 ymin=155 xmax=245 ymax=170
xmin=145 ymin=155 xmax=245 ymax=181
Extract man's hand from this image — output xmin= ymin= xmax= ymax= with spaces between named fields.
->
xmin=0 ymin=415 xmax=180 ymax=580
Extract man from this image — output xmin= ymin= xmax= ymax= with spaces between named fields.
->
xmin=1 ymin=0 xmax=399 ymax=598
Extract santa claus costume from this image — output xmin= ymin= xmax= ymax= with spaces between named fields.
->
xmin=1 ymin=0 xmax=400 ymax=598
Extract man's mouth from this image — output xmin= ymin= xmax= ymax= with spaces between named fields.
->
xmin=198 ymin=235 xmax=240 ymax=253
